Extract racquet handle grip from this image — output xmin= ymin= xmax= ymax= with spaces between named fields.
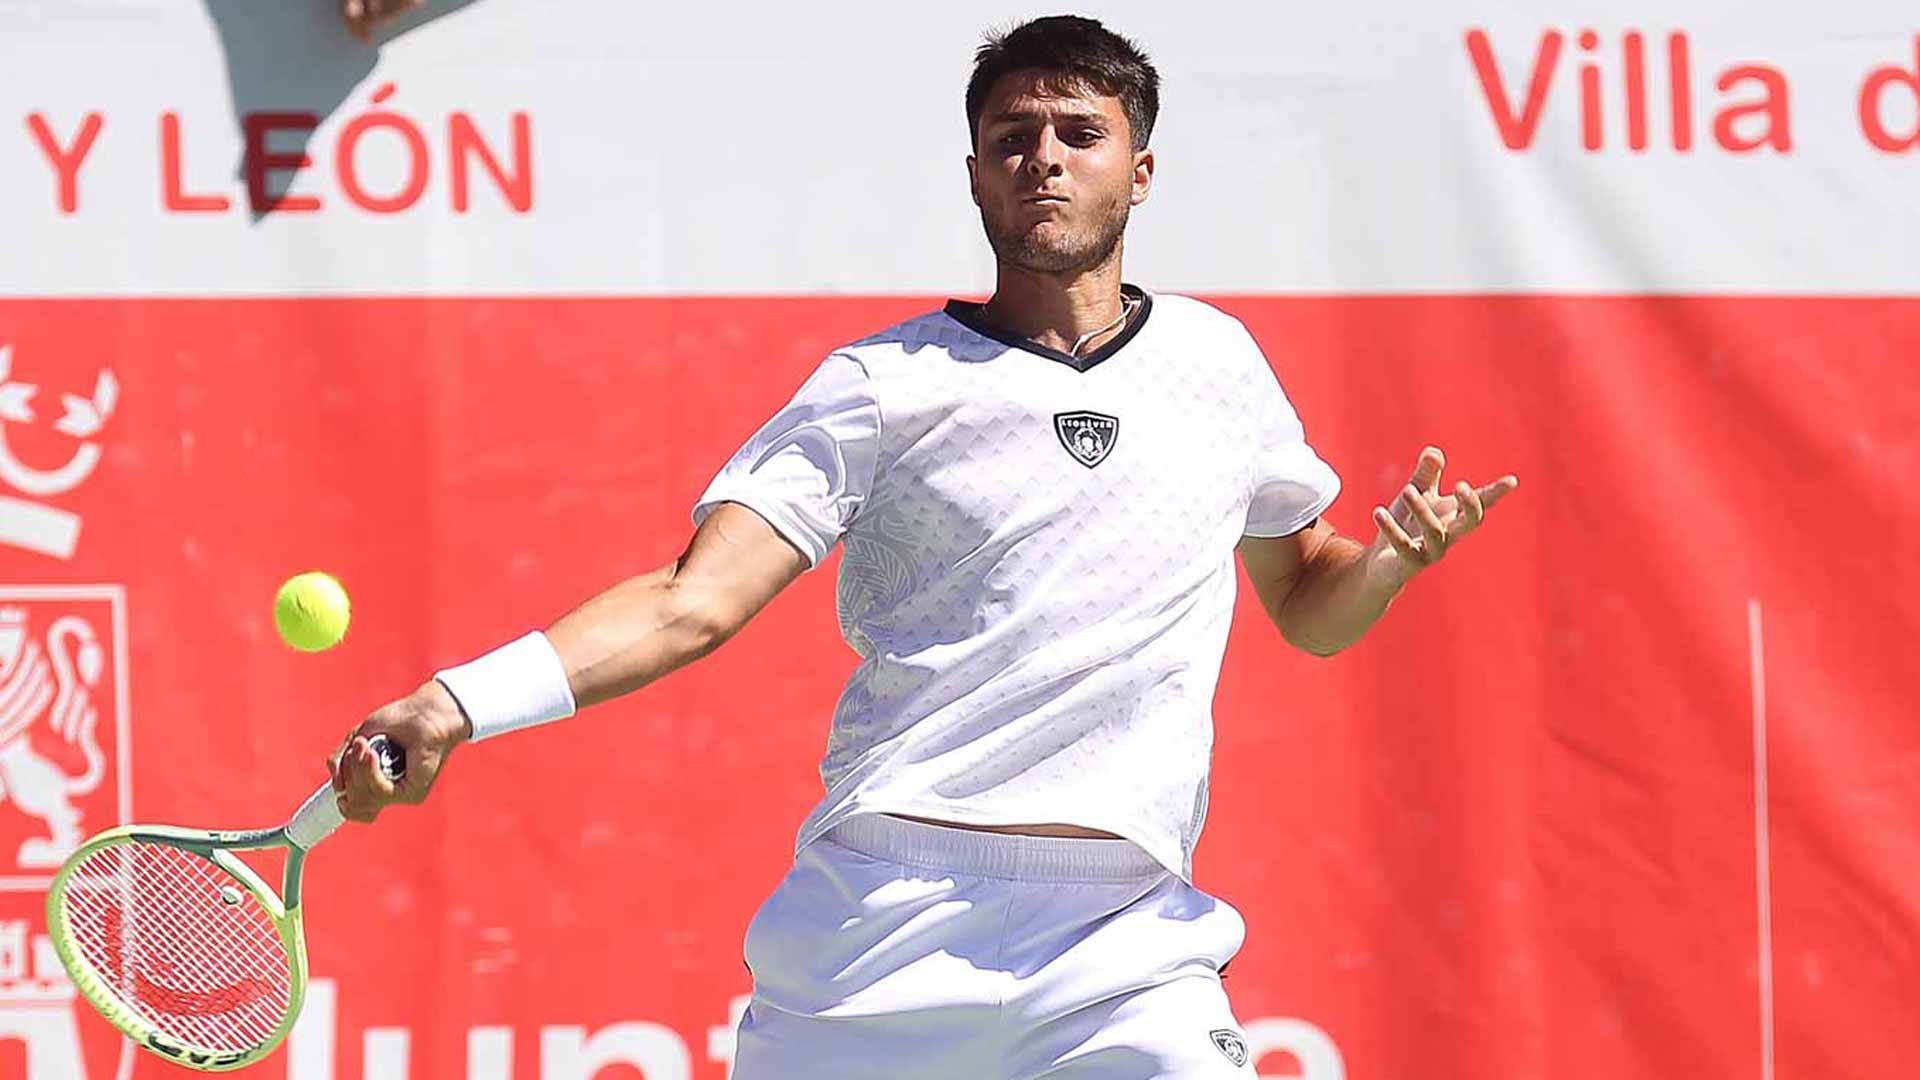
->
xmin=287 ymin=734 xmax=407 ymax=850
xmin=287 ymin=782 xmax=345 ymax=849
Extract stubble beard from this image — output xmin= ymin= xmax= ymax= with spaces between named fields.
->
xmin=982 ymin=188 xmax=1131 ymax=275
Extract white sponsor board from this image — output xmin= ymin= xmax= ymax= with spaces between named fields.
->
xmin=2 ymin=1 xmax=1919 ymax=295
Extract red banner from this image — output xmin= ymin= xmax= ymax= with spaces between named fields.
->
xmin=1 ymin=295 xmax=1912 ymax=1077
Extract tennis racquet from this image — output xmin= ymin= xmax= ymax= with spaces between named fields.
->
xmin=45 ymin=735 xmax=405 ymax=1072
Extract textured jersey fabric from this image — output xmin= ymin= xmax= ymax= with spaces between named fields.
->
xmin=693 ymin=288 xmax=1341 ymax=879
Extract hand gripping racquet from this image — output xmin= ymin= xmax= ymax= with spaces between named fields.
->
xmin=45 ymin=735 xmax=405 ymax=1072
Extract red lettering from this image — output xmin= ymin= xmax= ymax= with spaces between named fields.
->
xmin=244 ymin=112 xmax=321 ymax=213
xmin=161 ymin=113 xmax=231 ymax=213
xmin=1714 ymin=65 xmax=1791 ymax=153
xmin=1624 ymin=32 xmax=1648 ymax=151
xmin=1668 ymin=32 xmax=1693 ymax=151
xmin=26 ymin=112 xmax=103 ymax=214
xmin=336 ymin=85 xmax=430 ymax=213
xmin=1859 ymin=37 xmax=1920 ymax=153
xmin=1577 ymin=30 xmax=1602 ymax=151
xmin=1465 ymin=30 xmax=1562 ymax=150
xmin=449 ymin=113 xmax=533 ymax=212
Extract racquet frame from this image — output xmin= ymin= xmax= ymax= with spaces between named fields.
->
xmin=46 ymin=734 xmax=400 ymax=1072
xmin=46 ymin=818 xmax=314 ymax=1071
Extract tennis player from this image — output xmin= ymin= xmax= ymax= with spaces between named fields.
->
xmin=333 ymin=15 xmax=1517 ymax=1077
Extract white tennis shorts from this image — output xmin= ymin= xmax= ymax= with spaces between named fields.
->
xmin=733 ymin=814 xmax=1256 ymax=1079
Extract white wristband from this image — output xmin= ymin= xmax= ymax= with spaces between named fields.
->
xmin=434 ymin=631 xmax=577 ymax=742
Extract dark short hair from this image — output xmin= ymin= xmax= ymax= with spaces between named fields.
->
xmin=965 ymin=15 xmax=1160 ymax=152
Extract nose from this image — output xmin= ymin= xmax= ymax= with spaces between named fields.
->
xmin=1026 ymin=126 xmax=1065 ymax=178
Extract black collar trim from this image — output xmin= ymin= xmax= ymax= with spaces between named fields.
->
xmin=942 ymin=284 xmax=1152 ymax=373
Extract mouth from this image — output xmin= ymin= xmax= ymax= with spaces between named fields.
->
xmin=1023 ymin=194 xmax=1069 ymax=204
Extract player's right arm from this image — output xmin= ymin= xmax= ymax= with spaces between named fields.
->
xmin=329 ymin=502 xmax=807 ymax=821
xmin=336 ymin=347 xmax=878 ymax=820
xmin=546 ymin=502 xmax=808 ymax=709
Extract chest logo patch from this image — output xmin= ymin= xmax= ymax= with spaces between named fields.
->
xmin=1053 ymin=411 xmax=1119 ymax=469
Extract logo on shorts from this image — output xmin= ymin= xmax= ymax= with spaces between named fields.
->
xmin=1053 ymin=411 xmax=1118 ymax=469
xmin=1209 ymin=1028 xmax=1249 ymax=1067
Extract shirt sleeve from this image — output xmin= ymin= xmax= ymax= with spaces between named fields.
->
xmin=691 ymin=352 xmax=880 ymax=568
xmin=1243 ymin=340 xmax=1341 ymax=538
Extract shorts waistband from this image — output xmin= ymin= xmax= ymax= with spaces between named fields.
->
xmin=821 ymin=814 xmax=1164 ymax=883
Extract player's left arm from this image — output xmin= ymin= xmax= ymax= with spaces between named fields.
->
xmin=1239 ymin=445 xmax=1518 ymax=657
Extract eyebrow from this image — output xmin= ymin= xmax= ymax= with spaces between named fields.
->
xmin=988 ymin=109 xmax=1111 ymax=127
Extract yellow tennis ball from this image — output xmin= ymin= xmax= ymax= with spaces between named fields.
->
xmin=274 ymin=571 xmax=351 ymax=652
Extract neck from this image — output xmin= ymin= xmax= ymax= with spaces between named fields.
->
xmin=980 ymin=248 xmax=1130 ymax=357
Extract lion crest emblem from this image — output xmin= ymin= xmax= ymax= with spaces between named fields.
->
xmin=0 ymin=605 xmax=109 ymax=868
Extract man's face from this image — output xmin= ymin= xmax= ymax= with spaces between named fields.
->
xmin=968 ymin=70 xmax=1153 ymax=275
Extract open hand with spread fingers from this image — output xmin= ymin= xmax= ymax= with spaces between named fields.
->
xmin=1369 ymin=446 xmax=1518 ymax=581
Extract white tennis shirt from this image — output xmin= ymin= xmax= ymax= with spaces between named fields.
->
xmin=693 ymin=287 xmax=1340 ymax=879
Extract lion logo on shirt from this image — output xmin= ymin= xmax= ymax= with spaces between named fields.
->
xmin=1053 ymin=411 xmax=1119 ymax=469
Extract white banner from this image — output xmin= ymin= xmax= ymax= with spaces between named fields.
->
xmin=3 ymin=1 xmax=1918 ymax=294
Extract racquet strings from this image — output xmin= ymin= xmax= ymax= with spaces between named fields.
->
xmin=61 ymin=840 xmax=294 ymax=1053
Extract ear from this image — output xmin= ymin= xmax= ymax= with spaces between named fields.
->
xmin=1129 ymin=148 xmax=1154 ymax=207
xmin=965 ymin=154 xmax=980 ymax=207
